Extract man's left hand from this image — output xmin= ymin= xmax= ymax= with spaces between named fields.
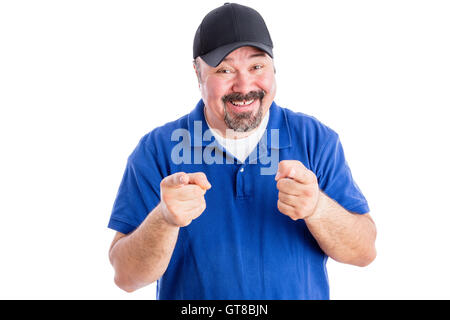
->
xmin=275 ymin=160 xmax=320 ymax=221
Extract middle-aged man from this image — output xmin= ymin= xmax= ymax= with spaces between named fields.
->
xmin=108 ymin=3 xmax=377 ymax=299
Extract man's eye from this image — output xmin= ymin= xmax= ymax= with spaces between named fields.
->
xmin=217 ymin=69 xmax=231 ymax=74
xmin=253 ymin=64 xmax=263 ymax=70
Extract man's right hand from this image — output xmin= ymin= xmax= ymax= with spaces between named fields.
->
xmin=159 ymin=172 xmax=211 ymax=227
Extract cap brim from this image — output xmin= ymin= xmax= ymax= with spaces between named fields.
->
xmin=200 ymin=41 xmax=273 ymax=67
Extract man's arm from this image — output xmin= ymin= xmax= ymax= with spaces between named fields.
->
xmin=109 ymin=172 xmax=211 ymax=292
xmin=109 ymin=204 xmax=180 ymax=292
xmin=276 ymin=160 xmax=377 ymax=267
xmin=305 ymin=193 xmax=376 ymax=266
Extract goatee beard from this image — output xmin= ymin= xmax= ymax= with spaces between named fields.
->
xmin=222 ymin=90 xmax=265 ymax=132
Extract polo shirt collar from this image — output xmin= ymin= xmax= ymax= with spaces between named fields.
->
xmin=187 ymin=99 xmax=292 ymax=149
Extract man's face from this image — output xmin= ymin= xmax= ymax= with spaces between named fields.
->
xmin=195 ymin=46 xmax=276 ymax=135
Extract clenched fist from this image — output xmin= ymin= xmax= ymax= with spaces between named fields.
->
xmin=160 ymin=172 xmax=211 ymax=227
xmin=275 ymin=160 xmax=320 ymax=221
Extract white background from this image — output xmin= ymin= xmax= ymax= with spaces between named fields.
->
xmin=1 ymin=0 xmax=449 ymax=299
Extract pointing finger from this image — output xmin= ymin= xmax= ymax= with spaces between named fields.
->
xmin=275 ymin=160 xmax=315 ymax=184
xmin=186 ymin=172 xmax=212 ymax=190
xmin=162 ymin=172 xmax=189 ymax=188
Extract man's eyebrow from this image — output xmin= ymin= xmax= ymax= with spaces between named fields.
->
xmin=222 ymin=52 xmax=268 ymax=62
xmin=249 ymin=53 xmax=268 ymax=59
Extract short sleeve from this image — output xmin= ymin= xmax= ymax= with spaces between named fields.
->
xmin=107 ymin=137 xmax=164 ymax=234
xmin=315 ymin=130 xmax=370 ymax=214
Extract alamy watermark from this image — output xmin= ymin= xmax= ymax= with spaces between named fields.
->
xmin=170 ymin=121 xmax=279 ymax=175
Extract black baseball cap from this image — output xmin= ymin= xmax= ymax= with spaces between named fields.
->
xmin=193 ymin=3 xmax=273 ymax=67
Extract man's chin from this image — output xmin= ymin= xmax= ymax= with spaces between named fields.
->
xmin=224 ymin=102 xmax=263 ymax=132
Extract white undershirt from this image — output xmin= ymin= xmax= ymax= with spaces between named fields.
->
xmin=204 ymin=108 xmax=270 ymax=163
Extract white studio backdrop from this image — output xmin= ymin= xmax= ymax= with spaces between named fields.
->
xmin=0 ymin=0 xmax=449 ymax=299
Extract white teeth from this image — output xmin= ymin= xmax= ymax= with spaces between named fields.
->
xmin=231 ymin=99 xmax=254 ymax=106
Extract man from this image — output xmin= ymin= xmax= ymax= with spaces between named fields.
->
xmin=108 ymin=3 xmax=376 ymax=299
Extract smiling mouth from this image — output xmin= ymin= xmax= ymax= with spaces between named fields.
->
xmin=222 ymin=90 xmax=265 ymax=107
xmin=230 ymin=99 xmax=255 ymax=106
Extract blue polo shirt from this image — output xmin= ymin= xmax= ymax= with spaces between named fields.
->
xmin=108 ymin=100 xmax=369 ymax=300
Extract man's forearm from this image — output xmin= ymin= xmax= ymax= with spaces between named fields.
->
xmin=305 ymin=192 xmax=377 ymax=267
xmin=109 ymin=204 xmax=180 ymax=292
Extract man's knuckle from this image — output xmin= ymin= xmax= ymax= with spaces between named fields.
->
xmin=276 ymin=179 xmax=282 ymax=190
xmin=196 ymin=187 xmax=205 ymax=197
xmin=277 ymin=191 xmax=284 ymax=200
xmin=278 ymin=179 xmax=290 ymax=190
xmin=277 ymin=199 xmax=283 ymax=211
xmin=303 ymin=188 xmax=314 ymax=198
xmin=198 ymin=172 xmax=207 ymax=179
xmin=299 ymin=199 xmax=309 ymax=209
xmin=278 ymin=160 xmax=287 ymax=167
xmin=308 ymin=171 xmax=317 ymax=183
xmin=294 ymin=208 xmax=303 ymax=218
xmin=297 ymin=160 xmax=306 ymax=169
xmin=198 ymin=200 xmax=206 ymax=212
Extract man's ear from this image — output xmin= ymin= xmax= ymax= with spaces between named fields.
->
xmin=193 ymin=60 xmax=202 ymax=89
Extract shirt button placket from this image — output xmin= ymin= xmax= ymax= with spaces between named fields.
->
xmin=236 ymin=165 xmax=245 ymax=198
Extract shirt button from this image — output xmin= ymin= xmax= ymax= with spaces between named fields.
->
xmin=240 ymin=168 xmax=244 ymax=172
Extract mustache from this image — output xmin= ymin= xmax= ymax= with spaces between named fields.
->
xmin=222 ymin=90 xmax=266 ymax=103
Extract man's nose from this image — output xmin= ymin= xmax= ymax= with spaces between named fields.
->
xmin=231 ymin=71 xmax=253 ymax=94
